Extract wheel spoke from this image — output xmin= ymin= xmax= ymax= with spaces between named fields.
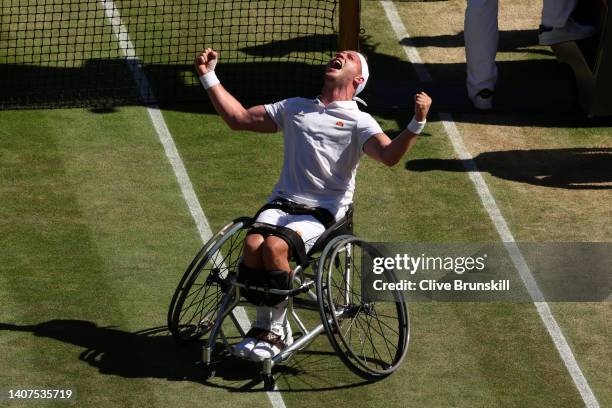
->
xmin=319 ymin=237 xmax=409 ymax=376
xmin=170 ymin=221 xmax=249 ymax=341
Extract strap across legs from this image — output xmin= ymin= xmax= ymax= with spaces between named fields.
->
xmin=254 ymin=198 xmax=336 ymax=229
xmin=237 ymin=263 xmax=291 ymax=306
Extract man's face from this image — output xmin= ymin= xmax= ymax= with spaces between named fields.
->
xmin=324 ymin=51 xmax=363 ymax=88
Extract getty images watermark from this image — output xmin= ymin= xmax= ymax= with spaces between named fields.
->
xmin=361 ymin=243 xmax=612 ymax=302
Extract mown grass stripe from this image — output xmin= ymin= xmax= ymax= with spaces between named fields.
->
xmin=100 ymin=0 xmax=285 ymax=401
xmin=379 ymin=1 xmax=599 ymax=407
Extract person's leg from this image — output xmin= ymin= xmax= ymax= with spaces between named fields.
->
xmin=242 ymin=234 xmax=265 ymax=268
xmin=465 ymin=0 xmax=499 ymax=108
xmin=539 ymin=0 xmax=595 ymax=45
xmin=261 ymin=236 xmax=291 ymax=271
xmin=234 ymin=209 xmax=285 ymax=358
xmin=249 ymin=215 xmax=325 ymax=361
xmin=242 ymin=208 xmax=285 ymax=269
xmin=246 ymin=236 xmax=292 ymax=361
xmin=541 ymin=0 xmax=577 ymax=28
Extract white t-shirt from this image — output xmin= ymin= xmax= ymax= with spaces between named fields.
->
xmin=264 ymin=97 xmax=383 ymax=213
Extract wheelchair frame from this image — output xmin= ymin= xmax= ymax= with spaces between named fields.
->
xmin=168 ymin=215 xmax=410 ymax=390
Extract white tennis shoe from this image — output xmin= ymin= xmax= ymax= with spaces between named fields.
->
xmin=539 ymin=18 xmax=596 ymax=46
xmin=233 ymin=336 xmax=258 ymax=358
xmin=249 ymin=324 xmax=293 ymax=362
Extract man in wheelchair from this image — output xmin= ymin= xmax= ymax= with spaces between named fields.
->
xmin=196 ymin=47 xmax=432 ymax=361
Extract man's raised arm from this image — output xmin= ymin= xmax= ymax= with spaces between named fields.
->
xmin=364 ymin=92 xmax=432 ymax=166
xmin=195 ymin=48 xmax=277 ymax=133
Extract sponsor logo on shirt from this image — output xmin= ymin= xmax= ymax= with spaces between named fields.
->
xmin=336 ymin=121 xmax=344 ymax=127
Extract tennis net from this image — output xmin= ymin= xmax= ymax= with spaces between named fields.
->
xmin=0 ymin=0 xmax=338 ymax=108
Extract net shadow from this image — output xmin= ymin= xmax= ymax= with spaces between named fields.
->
xmin=0 ymin=59 xmax=328 ymax=110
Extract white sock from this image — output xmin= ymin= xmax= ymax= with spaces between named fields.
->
xmin=270 ymin=300 xmax=290 ymax=338
xmin=249 ymin=300 xmax=293 ymax=361
xmin=254 ymin=300 xmax=290 ymax=337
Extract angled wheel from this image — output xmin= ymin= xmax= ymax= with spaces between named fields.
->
xmin=168 ymin=217 xmax=252 ymax=342
xmin=317 ymin=235 xmax=410 ymax=378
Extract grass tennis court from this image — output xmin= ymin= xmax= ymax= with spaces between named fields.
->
xmin=1 ymin=0 xmax=610 ymax=407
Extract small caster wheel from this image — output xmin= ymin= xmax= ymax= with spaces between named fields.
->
xmin=205 ymin=368 xmax=216 ymax=379
xmin=262 ymin=374 xmax=275 ymax=391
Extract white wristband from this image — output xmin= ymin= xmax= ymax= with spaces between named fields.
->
xmin=199 ymin=71 xmax=220 ymax=90
xmin=406 ymin=117 xmax=426 ymax=135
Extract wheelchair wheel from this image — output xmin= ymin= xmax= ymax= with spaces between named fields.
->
xmin=317 ymin=235 xmax=410 ymax=378
xmin=168 ymin=217 xmax=252 ymax=342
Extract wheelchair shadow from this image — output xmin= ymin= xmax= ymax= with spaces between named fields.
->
xmin=0 ymin=319 xmax=373 ymax=392
xmin=207 ymin=345 xmax=374 ymax=393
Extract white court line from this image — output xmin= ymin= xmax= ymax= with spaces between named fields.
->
xmin=379 ymin=1 xmax=600 ymax=407
xmin=100 ymin=0 xmax=287 ymax=401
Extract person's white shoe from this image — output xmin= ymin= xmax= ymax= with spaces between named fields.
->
xmin=538 ymin=18 xmax=596 ymax=46
xmin=232 ymin=336 xmax=258 ymax=359
xmin=250 ymin=339 xmax=281 ymax=361
xmin=249 ymin=328 xmax=293 ymax=362
xmin=248 ymin=301 xmax=292 ymax=361
xmin=470 ymin=89 xmax=494 ymax=110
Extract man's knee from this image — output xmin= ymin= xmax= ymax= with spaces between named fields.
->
xmin=244 ymin=234 xmax=264 ymax=255
xmin=261 ymin=236 xmax=290 ymax=260
xmin=243 ymin=234 xmax=265 ymax=268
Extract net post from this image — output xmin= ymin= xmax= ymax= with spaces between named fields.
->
xmin=338 ymin=0 xmax=360 ymax=51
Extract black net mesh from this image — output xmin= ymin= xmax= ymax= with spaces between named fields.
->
xmin=0 ymin=0 xmax=338 ymax=108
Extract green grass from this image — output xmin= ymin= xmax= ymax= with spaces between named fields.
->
xmin=1 ymin=0 xmax=610 ymax=407
xmin=1 ymin=103 xmax=596 ymax=408
xmin=161 ymin=110 xmax=585 ymax=407
xmin=0 ymin=108 xmax=271 ymax=408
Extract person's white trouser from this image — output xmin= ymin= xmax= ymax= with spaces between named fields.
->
xmin=464 ymin=0 xmax=499 ymax=99
xmin=464 ymin=0 xmax=577 ymax=99
xmin=541 ymin=0 xmax=577 ymax=28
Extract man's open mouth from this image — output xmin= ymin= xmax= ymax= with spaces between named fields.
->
xmin=329 ymin=58 xmax=343 ymax=70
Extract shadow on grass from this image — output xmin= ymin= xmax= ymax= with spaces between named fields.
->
xmin=3 ymin=29 xmax=609 ymax=127
xmin=0 ymin=319 xmax=372 ymax=392
xmin=405 ymin=29 xmax=554 ymax=57
xmin=405 ymin=147 xmax=612 ymax=190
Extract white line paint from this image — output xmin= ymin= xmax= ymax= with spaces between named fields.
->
xmin=100 ymin=0 xmax=285 ymax=402
xmin=380 ymin=0 xmax=432 ymax=83
xmin=380 ymin=1 xmax=600 ymax=407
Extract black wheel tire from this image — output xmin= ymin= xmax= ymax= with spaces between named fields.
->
xmin=168 ymin=217 xmax=252 ymax=342
xmin=316 ymin=235 xmax=410 ymax=379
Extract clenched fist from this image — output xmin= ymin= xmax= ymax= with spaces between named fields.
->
xmin=414 ymin=92 xmax=432 ymax=122
xmin=195 ymin=48 xmax=219 ymax=76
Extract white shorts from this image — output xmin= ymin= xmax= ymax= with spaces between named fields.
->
xmin=255 ymin=209 xmax=325 ymax=253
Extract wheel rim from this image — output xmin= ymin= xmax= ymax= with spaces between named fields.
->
xmin=319 ymin=236 xmax=410 ymax=377
xmin=170 ymin=219 xmax=251 ymax=341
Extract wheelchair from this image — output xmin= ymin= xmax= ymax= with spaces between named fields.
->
xmin=167 ymin=207 xmax=410 ymax=390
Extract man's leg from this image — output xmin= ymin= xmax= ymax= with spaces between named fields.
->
xmin=541 ymin=0 xmax=577 ymax=28
xmin=261 ymin=236 xmax=291 ymax=271
xmin=465 ymin=0 xmax=498 ymax=109
xmin=234 ymin=210 xmax=284 ymax=358
xmin=248 ymin=215 xmax=326 ymax=361
xmin=539 ymin=0 xmax=595 ymax=45
xmin=242 ymin=233 xmax=265 ymax=269
xmin=248 ymin=236 xmax=292 ymax=361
